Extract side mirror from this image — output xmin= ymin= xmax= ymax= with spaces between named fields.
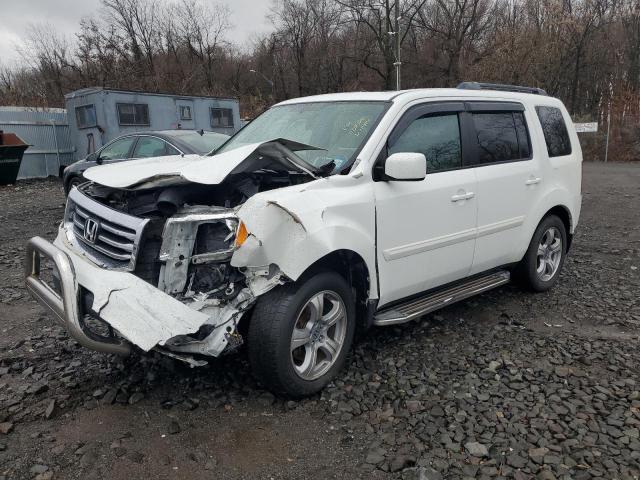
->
xmin=95 ymin=155 xmax=103 ymax=165
xmin=384 ymin=152 xmax=427 ymax=181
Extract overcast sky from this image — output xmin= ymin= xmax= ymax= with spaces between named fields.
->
xmin=0 ymin=0 xmax=273 ymax=66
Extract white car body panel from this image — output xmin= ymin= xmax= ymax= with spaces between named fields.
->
xmin=374 ymin=168 xmax=478 ymax=305
xmin=232 ymin=174 xmax=379 ymax=299
xmin=470 ymin=158 xmax=541 ymax=274
xmin=83 ymin=153 xmax=201 ymax=188
xmin=83 ymin=143 xmax=263 ymax=189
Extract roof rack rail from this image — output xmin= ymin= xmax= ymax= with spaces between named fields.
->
xmin=457 ymin=81 xmax=547 ymax=96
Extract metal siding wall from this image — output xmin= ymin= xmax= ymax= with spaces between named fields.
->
xmin=66 ymin=92 xmax=109 ymax=160
xmin=64 ymin=95 xmax=84 ymax=161
xmin=0 ymin=108 xmax=74 ymax=179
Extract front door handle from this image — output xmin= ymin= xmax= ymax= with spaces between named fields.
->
xmin=451 ymin=192 xmax=475 ymax=202
xmin=525 ymin=177 xmax=542 ymax=185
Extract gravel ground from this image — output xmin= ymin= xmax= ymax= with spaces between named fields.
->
xmin=0 ymin=162 xmax=639 ymax=480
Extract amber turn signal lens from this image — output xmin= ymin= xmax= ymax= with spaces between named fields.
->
xmin=235 ymin=221 xmax=248 ymax=248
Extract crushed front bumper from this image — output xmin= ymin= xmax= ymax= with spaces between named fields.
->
xmin=24 ymin=231 xmax=240 ymax=358
xmin=25 ymin=236 xmax=131 ymax=355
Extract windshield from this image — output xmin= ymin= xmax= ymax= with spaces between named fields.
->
xmin=214 ymin=101 xmax=388 ymax=173
xmin=171 ymin=131 xmax=230 ymax=154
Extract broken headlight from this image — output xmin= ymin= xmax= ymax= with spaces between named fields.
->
xmin=158 ymin=208 xmax=239 ymax=295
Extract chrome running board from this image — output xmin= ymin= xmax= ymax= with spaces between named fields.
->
xmin=373 ymin=270 xmax=510 ymax=326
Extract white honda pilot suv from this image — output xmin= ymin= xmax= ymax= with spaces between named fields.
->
xmin=26 ymin=83 xmax=581 ymax=397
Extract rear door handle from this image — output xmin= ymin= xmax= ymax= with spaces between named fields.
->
xmin=451 ymin=192 xmax=475 ymax=202
xmin=525 ymin=177 xmax=542 ymax=185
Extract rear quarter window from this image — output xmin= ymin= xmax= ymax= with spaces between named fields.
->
xmin=535 ymin=106 xmax=572 ymax=157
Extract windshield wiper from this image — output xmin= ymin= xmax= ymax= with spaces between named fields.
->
xmin=317 ymin=160 xmax=336 ymax=177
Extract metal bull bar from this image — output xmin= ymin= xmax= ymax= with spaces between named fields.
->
xmin=25 ymin=236 xmax=131 ymax=356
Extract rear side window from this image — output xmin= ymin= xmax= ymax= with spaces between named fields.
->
xmin=98 ymin=137 xmax=136 ymax=161
xmin=513 ymin=113 xmax=531 ymax=158
xmin=536 ymin=106 xmax=572 ymax=157
xmin=133 ymin=137 xmax=169 ymax=158
xmin=388 ymin=114 xmax=462 ymax=172
xmin=472 ymin=112 xmax=531 ymax=164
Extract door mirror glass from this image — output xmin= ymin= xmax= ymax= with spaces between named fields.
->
xmin=384 ymin=152 xmax=427 ymax=181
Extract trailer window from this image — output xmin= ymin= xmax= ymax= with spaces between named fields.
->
xmin=180 ymin=106 xmax=192 ymax=120
xmin=117 ymin=103 xmax=150 ymax=126
xmin=76 ymin=104 xmax=97 ymax=129
xmin=210 ymin=108 xmax=234 ymax=128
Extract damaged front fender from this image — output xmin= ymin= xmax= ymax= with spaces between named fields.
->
xmin=231 ymin=175 xmax=379 ymax=299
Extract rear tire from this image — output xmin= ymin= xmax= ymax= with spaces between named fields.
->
xmin=248 ymin=271 xmax=355 ymax=398
xmin=516 ymin=215 xmax=567 ymax=292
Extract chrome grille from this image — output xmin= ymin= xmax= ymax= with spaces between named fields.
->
xmin=64 ymin=188 xmax=149 ymax=271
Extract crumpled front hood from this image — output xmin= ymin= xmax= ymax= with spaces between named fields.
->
xmin=83 ymin=139 xmax=321 ymax=190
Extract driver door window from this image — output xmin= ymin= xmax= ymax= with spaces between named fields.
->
xmin=99 ymin=137 xmax=136 ymax=161
xmin=388 ymin=114 xmax=462 ymax=172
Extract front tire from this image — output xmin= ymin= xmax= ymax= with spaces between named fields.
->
xmin=248 ymin=272 xmax=355 ymax=397
xmin=65 ymin=176 xmax=83 ymax=195
xmin=516 ymin=214 xmax=567 ymax=292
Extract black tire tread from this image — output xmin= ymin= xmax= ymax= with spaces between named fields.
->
xmin=65 ymin=176 xmax=82 ymax=195
xmin=248 ymin=282 xmax=300 ymax=396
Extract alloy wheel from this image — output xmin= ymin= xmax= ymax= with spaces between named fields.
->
xmin=290 ymin=290 xmax=347 ymax=381
xmin=536 ymin=226 xmax=563 ymax=282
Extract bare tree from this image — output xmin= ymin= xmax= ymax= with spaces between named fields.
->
xmin=624 ymin=1 xmax=640 ymax=89
xmin=172 ymin=0 xmax=231 ymax=93
xmin=336 ymin=0 xmax=426 ymax=89
xmin=416 ymin=0 xmax=498 ymax=86
xmin=101 ymin=0 xmax=164 ymax=88
xmin=17 ymin=24 xmax=80 ymax=104
xmin=269 ymin=0 xmax=347 ymax=95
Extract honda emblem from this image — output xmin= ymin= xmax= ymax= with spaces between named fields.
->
xmin=83 ymin=218 xmax=99 ymax=243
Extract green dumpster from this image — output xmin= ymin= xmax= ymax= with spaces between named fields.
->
xmin=0 ymin=131 xmax=29 ymax=185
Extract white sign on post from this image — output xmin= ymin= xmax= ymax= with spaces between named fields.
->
xmin=574 ymin=122 xmax=598 ymax=133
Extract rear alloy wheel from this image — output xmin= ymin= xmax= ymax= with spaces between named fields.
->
xmin=536 ymin=226 xmax=563 ymax=282
xmin=248 ymin=272 xmax=355 ymax=397
xmin=516 ymin=214 xmax=567 ymax=292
